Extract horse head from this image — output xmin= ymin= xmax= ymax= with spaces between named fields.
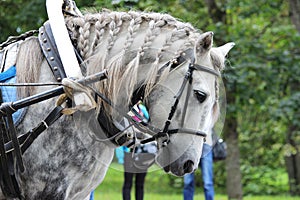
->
xmin=146 ymin=32 xmax=234 ymax=176
xmin=64 ymin=11 xmax=234 ymax=176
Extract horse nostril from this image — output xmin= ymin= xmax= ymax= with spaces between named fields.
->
xmin=163 ymin=165 xmax=170 ymax=173
xmin=183 ymin=160 xmax=194 ymax=174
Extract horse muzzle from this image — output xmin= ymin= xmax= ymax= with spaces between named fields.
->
xmin=156 ymin=140 xmax=201 ymax=176
xmin=163 ymin=159 xmax=195 ymax=176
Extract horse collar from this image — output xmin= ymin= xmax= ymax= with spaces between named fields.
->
xmin=38 ymin=21 xmax=86 ymax=82
xmin=38 ymin=22 xmax=66 ymax=82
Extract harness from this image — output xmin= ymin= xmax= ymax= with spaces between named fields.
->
xmin=0 ymin=2 xmax=221 ymax=199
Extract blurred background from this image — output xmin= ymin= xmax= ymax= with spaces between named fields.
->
xmin=1 ymin=0 xmax=299 ymax=199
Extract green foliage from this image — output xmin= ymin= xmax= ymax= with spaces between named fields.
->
xmin=242 ymin=166 xmax=289 ymax=195
xmin=279 ymin=92 xmax=300 ymax=127
xmin=0 ymin=0 xmax=47 ymax=42
xmin=224 ymin=0 xmax=300 ymax=195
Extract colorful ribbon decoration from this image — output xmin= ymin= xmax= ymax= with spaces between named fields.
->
xmin=129 ymin=101 xmax=150 ymax=123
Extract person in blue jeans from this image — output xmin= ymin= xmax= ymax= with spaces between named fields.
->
xmin=89 ymin=191 xmax=94 ymax=200
xmin=183 ymin=143 xmax=214 ymax=200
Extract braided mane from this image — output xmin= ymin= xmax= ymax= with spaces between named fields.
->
xmin=65 ymin=10 xmax=205 ymax=114
xmin=15 ymin=9 xmax=225 ymax=118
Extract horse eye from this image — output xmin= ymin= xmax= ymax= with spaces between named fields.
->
xmin=194 ymin=90 xmax=207 ymax=103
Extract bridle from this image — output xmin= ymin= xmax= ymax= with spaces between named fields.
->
xmin=94 ymin=49 xmax=220 ymax=148
xmin=148 ymin=59 xmax=220 ymax=146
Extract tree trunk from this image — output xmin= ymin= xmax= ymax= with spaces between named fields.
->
xmin=289 ymin=0 xmax=300 ymax=33
xmin=285 ymin=151 xmax=300 ymax=195
xmin=203 ymin=0 xmax=244 ymax=198
xmin=286 ymin=2 xmax=300 ymax=194
xmin=223 ymin=82 xmax=243 ymax=200
xmin=204 ymin=0 xmax=226 ymax=23
xmin=285 ymin=122 xmax=300 ymax=195
xmin=284 ymin=84 xmax=300 ymax=195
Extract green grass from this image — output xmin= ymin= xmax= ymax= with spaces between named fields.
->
xmin=94 ymin=162 xmax=300 ymax=200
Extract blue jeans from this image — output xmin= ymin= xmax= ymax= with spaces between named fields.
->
xmin=89 ymin=191 xmax=94 ymax=200
xmin=183 ymin=144 xmax=214 ymax=200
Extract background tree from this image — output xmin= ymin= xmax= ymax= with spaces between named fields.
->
xmin=283 ymin=0 xmax=300 ymax=196
xmin=0 ymin=0 xmax=46 ymax=42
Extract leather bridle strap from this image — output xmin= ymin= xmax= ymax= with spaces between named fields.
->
xmin=155 ymin=63 xmax=197 ymax=146
xmin=136 ymin=64 xmax=199 ymax=146
xmin=140 ymin=61 xmax=219 ymax=145
xmin=194 ymin=63 xmax=220 ymax=77
xmin=180 ymin=65 xmax=194 ymax=127
xmin=162 ymin=64 xmax=195 ymax=133
xmin=140 ymin=128 xmax=207 ymax=145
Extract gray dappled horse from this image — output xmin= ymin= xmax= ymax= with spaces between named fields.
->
xmin=0 ymin=9 xmax=234 ymax=200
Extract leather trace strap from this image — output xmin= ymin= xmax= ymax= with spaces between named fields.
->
xmin=0 ymin=105 xmax=64 ymax=199
xmin=0 ymin=103 xmax=24 ymax=199
xmin=0 ymin=93 xmax=22 ymax=199
xmin=0 ymin=103 xmax=24 ymax=172
xmin=3 ymin=106 xmax=64 ymax=154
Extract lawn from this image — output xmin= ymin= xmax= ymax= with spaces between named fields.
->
xmin=94 ymin=162 xmax=300 ymax=200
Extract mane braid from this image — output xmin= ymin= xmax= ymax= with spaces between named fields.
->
xmin=66 ymin=10 xmax=201 ymax=115
xmin=78 ymin=18 xmax=91 ymax=59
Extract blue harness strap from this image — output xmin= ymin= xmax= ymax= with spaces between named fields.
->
xmin=0 ymin=66 xmax=16 ymax=82
xmin=0 ymin=66 xmax=26 ymax=126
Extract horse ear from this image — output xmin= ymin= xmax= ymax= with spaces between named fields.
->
xmin=216 ymin=42 xmax=235 ymax=57
xmin=195 ymin=31 xmax=214 ymax=53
